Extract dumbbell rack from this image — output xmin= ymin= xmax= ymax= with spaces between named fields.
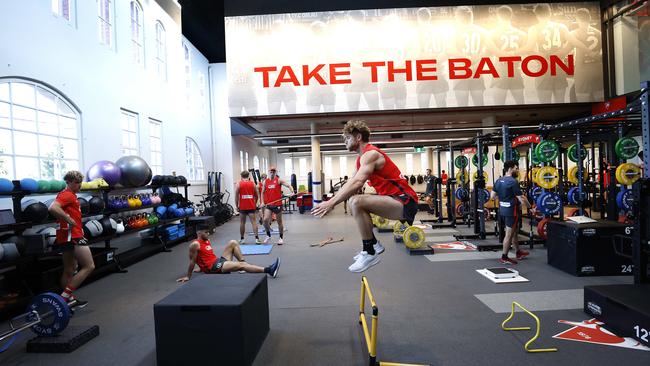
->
xmin=0 ymin=183 xmax=193 ymax=319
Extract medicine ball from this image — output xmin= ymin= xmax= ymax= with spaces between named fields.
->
xmin=37 ymin=227 xmax=57 ymax=246
xmin=78 ymin=197 xmax=90 ymax=215
xmin=0 ymin=243 xmax=20 ymax=261
xmin=0 ymin=178 xmax=13 ymax=193
xmin=20 ymin=178 xmax=38 ymax=193
xmin=3 ymin=236 xmax=26 ymax=256
xmin=99 ymin=217 xmax=117 ymax=235
xmin=417 ymin=175 xmax=424 ymax=184
xmin=88 ymin=196 xmax=105 ymax=214
xmin=21 ymin=199 xmax=49 ymax=223
xmin=409 ymin=175 xmax=416 ymax=185
xmin=115 ymin=219 xmax=125 ymax=234
xmin=151 ymin=175 xmax=163 ymax=186
xmin=83 ymin=220 xmax=103 ymax=237
xmin=178 ymin=176 xmax=187 ymax=185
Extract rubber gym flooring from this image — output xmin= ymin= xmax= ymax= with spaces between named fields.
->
xmin=2 ymin=207 xmax=650 ymax=366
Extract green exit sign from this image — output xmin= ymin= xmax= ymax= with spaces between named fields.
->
xmin=414 ymin=146 xmax=424 ymax=153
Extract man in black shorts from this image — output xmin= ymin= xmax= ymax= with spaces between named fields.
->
xmin=177 ymin=226 xmax=280 ymax=283
xmin=261 ymin=166 xmax=294 ymax=245
xmin=490 ymin=160 xmax=531 ymax=264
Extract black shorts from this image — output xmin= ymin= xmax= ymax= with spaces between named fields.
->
xmin=265 ymin=205 xmax=282 ymax=214
xmin=501 ymin=210 xmax=521 ymax=229
xmin=209 ymin=257 xmax=228 ymax=274
xmin=240 ymin=209 xmax=257 ymax=215
xmin=391 ymin=194 xmax=418 ymax=225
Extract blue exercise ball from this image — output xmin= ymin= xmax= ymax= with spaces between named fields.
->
xmin=20 ymin=178 xmax=38 ymax=193
xmin=115 ymin=156 xmax=152 ymax=188
xmin=0 ymin=178 xmax=13 ymax=193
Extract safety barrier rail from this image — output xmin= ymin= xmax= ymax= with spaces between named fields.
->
xmin=501 ymin=301 xmax=558 ymax=353
xmin=359 ymin=276 xmax=429 ymax=366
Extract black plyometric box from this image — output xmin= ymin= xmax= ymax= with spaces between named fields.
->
xmin=547 ymin=220 xmax=633 ymax=276
xmin=154 ymin=274 xmax=269 ymax=366
xmin=584 ymin=284 xmax=650 ymax=348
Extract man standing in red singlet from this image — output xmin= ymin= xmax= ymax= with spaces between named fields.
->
xmin=261 ymin=166 xmax=294 ymax=245
xmin=312 ymin=120 xmax=418 ymax=272
xmin=235 ymin=170 xmax=261 ymax=244
xmin=177 ymin=226 xmax=280 ymax=283
xmin=48 ymin=170 xmax=94 ymax=308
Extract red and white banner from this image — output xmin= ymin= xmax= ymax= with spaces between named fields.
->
xmin=553 ymin=318 xmax=650 ymax=351
xmin=225 ymin=2 xmax=604 ymax=117
xmin=462 ymin=147 xmax=477 ymax=154
xmin=512 ymin=134 xmax=541 ymax=147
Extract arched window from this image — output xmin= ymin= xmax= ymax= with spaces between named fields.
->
xmin=253 ymin=155 xmax=260 ymax=170
xmin=185 ymin=137 xmax=204 ymax=181
xmin=0 ymin=79 xmax=81 ymax=180
xmin=155 ymin=21 xmax=167 ymax=80
xmin=130 ymin=1 xmax=144 ymax=65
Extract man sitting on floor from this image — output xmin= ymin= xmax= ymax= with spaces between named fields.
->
xmin=177 ymin=226 xmax=280 ymax=283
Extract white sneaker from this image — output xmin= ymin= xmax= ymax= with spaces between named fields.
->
xmin=239 ymin=239 xmax=245 ymax=245
xmin=277 ymin=238 xmax=284 ymax=245
xmin=348 ymin=251 xmax=381 ymax=273
xmin=263 ymin=236 xmax=271 ymax=244
xmin=353 ymin=242 xmax=385 ymax=260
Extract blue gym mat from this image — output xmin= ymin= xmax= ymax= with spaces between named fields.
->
xmin=239 ymin=244 xmax=273 ymax=255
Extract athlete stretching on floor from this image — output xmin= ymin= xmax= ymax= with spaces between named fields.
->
xmin=312 ymin=120 xmax=418 ymax=272
xmin=177 ymin=226 xmax=280 ymax=283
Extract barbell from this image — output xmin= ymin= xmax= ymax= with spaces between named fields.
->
xmin=472 ymin=154 xmax=488 ymax=167
xmin=615 ymin=137 xmax=639 ymax=160
xmin=567 ymin=166 xmax=587 ymax=185
xmin=473 ymin=171 xmax=488 ymax=181
xmin=567 ymin=144 xmax=587 ymax=163
xmin=616 ymin=189 xmax=634 ymax=212
xmin=455 ymin=170 xmax=469 ymax=185
xmin=0 ymin=292 xmax=76 ymax=352
xmin=536 ymin=192 xmax=562 ymax=216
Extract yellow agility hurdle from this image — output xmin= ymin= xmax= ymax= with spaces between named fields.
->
xmin=501 ymin=301 xmax=558 ymax=353
xmin=359 ymin=276 xmax=429 ymax=366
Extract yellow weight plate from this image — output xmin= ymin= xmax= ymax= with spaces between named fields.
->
xmin=375 ymin=216 xmax=391 ymax=229
xmin=456 ymin=170 xmax=469 ymax=185
xmin=567 ymin=166 xmax=586 ymax=185
xmin=535 ymin=166 xmax=559 ymax=189
xmin=403 ymin=226 xmax=425 ymax=249
xmin=528 ymin=167 xmax=541 ymax=185
xmin=616 ymin=163 xmax=641 ymax=186
xmin=472 ymin=171 xmax=488 ymax=181
xmin=393 ymin=221 xmax=409 ymax=235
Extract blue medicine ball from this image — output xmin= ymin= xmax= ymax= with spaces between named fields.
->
xmin=20 ymin=178 xmax=39 ymax=193
xmin=0 ymin=178 xmax=13 ymax=193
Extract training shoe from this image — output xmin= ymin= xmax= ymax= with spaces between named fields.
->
xmin=268 ymin=258 xmax=280 ymax=278
xmin=516 ymin=250 xmax=530 ymax=260
xmin=263 ymin=236 xmax=271 ymax=244
xmin=239 ymin=239 xmax=245 ymax=245
xmin=499 ymin=257 xmax=518 ymax=265
xmin=353 ymin=242 xmax=385 ymax=260
xmin=278 ymin=238 xmax=284 ymax=245
xmin=255 ymin=238 xmax=262 ymax=245
xmin=67 ymin=297 xmax=88 ymax=310
xmin=348 ymin=251 xmax=381 ymax=273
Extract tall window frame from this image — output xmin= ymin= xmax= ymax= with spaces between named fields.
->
xmin=339 ymin=156 xmax=347 ymax=177
xmin=130 ymin=1 xmax=144 ymax=65
xmin=185 ymin=137 xmax=204 ymax=182
xmin=0 ymin=79 xmax=81 ymax=180
xmin=120 ymin=109 xmax=139 ymax=156
xmin=52 ymin=0 xmax=73 ymax=23
xmin=148 ymin=118 xmax=162 ymax=176
xmin=155 ymin=21 xmax=167 ymax=81
xmin=98 ymin=0 xmax=113 ymax=47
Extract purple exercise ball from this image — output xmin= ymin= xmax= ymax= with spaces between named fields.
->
xmin=87 ymin=160 xmax=122 ymax=186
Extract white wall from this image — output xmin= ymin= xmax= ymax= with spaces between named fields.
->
xmin=0 ymin=1 xmax=212 ymax=185
xmin=231 ymin=135 xmax=271 ymax=183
